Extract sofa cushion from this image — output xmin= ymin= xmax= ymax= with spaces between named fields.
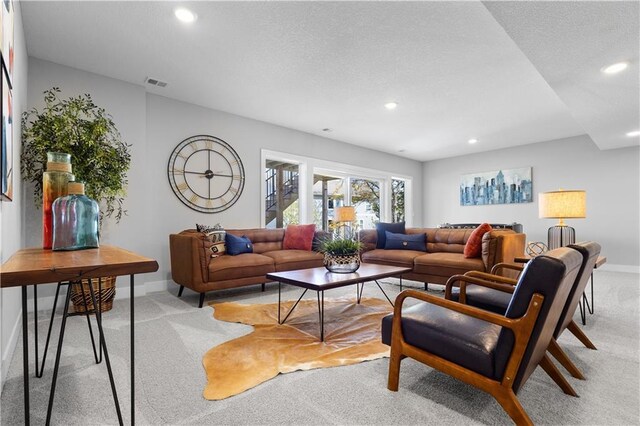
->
xmin=362 ymin=249 xmax=423 ymax=268
xmin=464 ymin=223 xmax=492 ymax=258
xmin=208 ymin=253 xmax=275 ymax=281
xmin=283 ymin=224 xmax=316 ymax=251
xmin=413 ymin=252 xmax=485 ymax=277
xmin=385 ymin=231 xmax=426 ymax=251
xmin=376 ymin=222 xmax=405 ymax=249
xmin=226 ymin=234 xmax=254 ymax=255
xmin=381 ymin=302 xmax=503 ymax=379
xmin=262 ymin=250 xmax=324 ymax=272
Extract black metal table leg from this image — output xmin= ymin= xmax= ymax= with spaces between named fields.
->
xmin=46 ymin=283 xmax=72 ymax=425
xmin=88 ymin=280 xmax=124 ymax=425
xmin=130 ymin=274 xmax=135 ymax=426
xmin=320 ymin=291 xmax=324 ymax=342
xmin=36 ymin=283 xmax=62 ymax=378
xmin=80 ymin=280 xmax=101 ymax=364
xmin=279 ymin=289 xmax=308 ymax=325
xmin=278 ymin=281 xmax=281 ymax=323
xmin=374 ymin=280 xmax=395 ymax=307
xmin=22 ymin=286 xmax=30 ymax=426
xmin=33 ymin=285 xmax=38 ymax=378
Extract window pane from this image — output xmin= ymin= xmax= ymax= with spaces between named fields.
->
xmin=350 ymin=178 xmax=380 ymax=229
xmin=391 ymin=179 xmax=406 ymax=223
xmin=313 ymin=175 xmax=346 ymax=231
xmin=265 ymin=160 xmax=299 ymax=228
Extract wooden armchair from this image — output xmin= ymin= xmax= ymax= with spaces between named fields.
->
xmin=382 ymin=247 xmax=583 ymax=425
xmin=446 ymin=242 xmax=601 ymax=392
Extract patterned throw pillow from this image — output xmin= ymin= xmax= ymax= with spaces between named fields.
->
xmin=283 ymin=224 xmax=316 ymax=251
xmin=375 ymin=222 xmax=406 ymax=249
xmin=384 ymin=231 xmax=426 ymax=251
xmin=196 ymin=223 xmax=217 ymax=233
xmin=463 ymin=223 xmax=492 ymax=258
xmin=210 ymin=241 xmax=226 ymax=257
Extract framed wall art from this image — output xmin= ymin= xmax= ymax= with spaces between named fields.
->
xmin=1 ymin=0 xmax=14 ymax=83
xmin=1 ymin=63 xmax=12 ymax=201
xmin=460 ymin=167 xmax=532 ymax=206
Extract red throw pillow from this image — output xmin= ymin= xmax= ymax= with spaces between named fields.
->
xmin=283 ymin=224 xmax=316 ymax=251
xmin=464 ymin=223 xmax=492 ymax=258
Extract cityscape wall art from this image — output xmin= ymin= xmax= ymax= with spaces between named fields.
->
xmin=460 ymin=167 xmax=532 ymax=206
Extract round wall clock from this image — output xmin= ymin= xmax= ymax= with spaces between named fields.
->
xmin=168 ymin=135 xmax=245 ymax=213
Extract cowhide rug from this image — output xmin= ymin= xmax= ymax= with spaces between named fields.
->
xmin=203 ymin=297 xmax=393 ymax=400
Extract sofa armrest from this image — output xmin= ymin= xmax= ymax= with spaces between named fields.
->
xmin=169 ymin=232 xmax=210 ymax=291
xmin=481 ymin=230 xmax=526 ymax=279
xmin=358 ymin=229 xmax=378 ymax=252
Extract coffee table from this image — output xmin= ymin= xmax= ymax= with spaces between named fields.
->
xmin=266 ymin=263 xmax=411 ymax=341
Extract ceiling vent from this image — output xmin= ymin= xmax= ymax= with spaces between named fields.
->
xmin=145 ymin=77 xmax=168 ymax=88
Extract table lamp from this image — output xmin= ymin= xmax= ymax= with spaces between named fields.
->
xmin=538 ymin=189 xmax=586 ymax=249
xmin=334 ymin=206 xmax=356 ymax=238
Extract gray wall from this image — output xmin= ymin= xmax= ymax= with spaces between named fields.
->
xmin=24 ymin=58 xmax=424 ymax=295
xmin=422 ymin=135 xmax=640 ymax=269
xmin=1 ymin=1 xmax=28 ymax=389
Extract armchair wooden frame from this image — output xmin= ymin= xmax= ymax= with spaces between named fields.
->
xmin=445 ymin=271 xmax=582 ymax=397
xmin=388 ymin=288 xmax=544 ymax=425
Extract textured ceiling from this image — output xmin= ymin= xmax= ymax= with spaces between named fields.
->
xmin=20 ymin=1 xmax=638 ymax=161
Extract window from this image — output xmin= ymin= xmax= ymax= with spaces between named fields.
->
xmin=391 ymin=178 xmax=406 ymax=223
xmin=265 ymin=160 xmax=300 ymax=229
xmin=261 ymin=149 xmax=413 ymax=229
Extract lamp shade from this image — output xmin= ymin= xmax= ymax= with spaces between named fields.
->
xmin=335 ymin=206 xmax=356 ymax=222
xmin=538 ymin=190 xmax=586 ymax=219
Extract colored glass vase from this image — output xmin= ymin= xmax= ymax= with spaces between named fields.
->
xmin=52 ymin=181 xmax=100 ymax=251
xmin=43 ymin=152 xmax=74 ymax=249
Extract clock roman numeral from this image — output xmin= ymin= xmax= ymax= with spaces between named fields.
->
xmin=190 ymin=142 xmax=198 ymax=151
xmin=206 ymin=199 xmax=213 ymax=208
xmin=173 ymin=169 xmax=184 ymax=175
xmin=190 ymin=194 xmax=199 ymax=204
xmin=177 ymin=153 xmax=187 ymax=160
xmin=177 ymin=182 xmax=188 ymax=192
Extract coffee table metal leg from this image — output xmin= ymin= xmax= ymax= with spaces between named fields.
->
xmin=36 ymin=283 xmax=62 ymax=378
xmin=320 ymin=291 xmax=325 ymax=342
xmin=46 ymin=282 xmax=72 ymax=425
xmin=278 ymin=281 xmax=281 ymax=323
xmin=279 ymin=288 xmax=308 ymax=325
xmin=374 ymin=280 xmax=395 ymax=307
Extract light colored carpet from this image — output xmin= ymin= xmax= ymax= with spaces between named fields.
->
xmin=204 ymin=297 xmax=392 ymax=400
xmin=1 ymin=271 xmax=639 ymax=425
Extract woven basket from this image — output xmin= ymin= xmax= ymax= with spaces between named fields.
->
xmin=70 ymin=276 xmax=116 ymax=313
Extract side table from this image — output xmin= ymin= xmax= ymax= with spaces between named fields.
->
xmin=0 ymin=245 xmax=158 ymax=425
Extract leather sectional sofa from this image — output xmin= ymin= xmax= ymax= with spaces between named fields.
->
xmin=169 ymin=226 xmax=525 ymax=307
xmin=359 ymin=227 xmax=525 ymax=288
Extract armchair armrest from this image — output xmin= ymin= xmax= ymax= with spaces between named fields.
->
xmin=464 ymin=271 xmax=518 ymax=285
xmin=491 ymin=262 xmax=524 ymax=276
xmin=444 ymin=274 xmax=516 ymax=301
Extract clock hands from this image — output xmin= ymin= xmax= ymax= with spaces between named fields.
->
xmin=183 ymin=170 xmax=233 ymax=178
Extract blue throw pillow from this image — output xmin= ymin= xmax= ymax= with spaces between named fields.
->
xmin=225 ymin=233 xmax=253 ymax=255
xmin=375 ymin=222 xmax=406 ymax=249
xmin=384 ymin=231 xmax=426 ymax=251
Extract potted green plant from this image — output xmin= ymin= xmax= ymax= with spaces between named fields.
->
xmin=319 ymin=237 xmax=362 ymax=273
xmin=21 ymin=87 xmax=132 ymax=312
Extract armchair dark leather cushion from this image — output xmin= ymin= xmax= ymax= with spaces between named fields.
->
xmin=382 ymin=303 xmax=503 ymax=378
xmin=449 ymin=286 xmax=512 ymax=314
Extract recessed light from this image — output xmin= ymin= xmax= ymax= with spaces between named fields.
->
xmin=175 ymin=8 xmax=197 ymax=23
xmin=322 ymin=128 xmax=332 ymax=132
xmin=398 ymin=149 xmax=406 ymax=153
xmin=384 ymin=102 xmax=398 ymax=110
xmin=601 ymin=61 xmax=628 ymax=74
xmin=468 ymin=138 xmax=478 ymax=144
xmin=626 ymin=130 xmax=640 ymax=137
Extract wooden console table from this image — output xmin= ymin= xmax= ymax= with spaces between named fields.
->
xmin=0 ymin=245 xmax=158 ymax=425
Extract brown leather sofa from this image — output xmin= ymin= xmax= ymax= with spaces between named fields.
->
xmin=359 ymin=227 xmax=525 ymax=288
xmin=169 ymin=228 xmax=326 ymax=307
xmin=169 ymin=226 xmax=525 ymax=308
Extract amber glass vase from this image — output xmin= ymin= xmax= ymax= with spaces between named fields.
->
xmin=42 ymin=152 xmax=73 ymax=249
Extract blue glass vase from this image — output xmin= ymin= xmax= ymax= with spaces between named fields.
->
xmin=52 ymin=181 xmax=100 ymax=251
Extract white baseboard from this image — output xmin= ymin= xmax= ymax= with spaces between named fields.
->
xmin=1 ymin=310 xmax=22 ymax=392
xmin=598 ymin=264 xmax=640 ymax=274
